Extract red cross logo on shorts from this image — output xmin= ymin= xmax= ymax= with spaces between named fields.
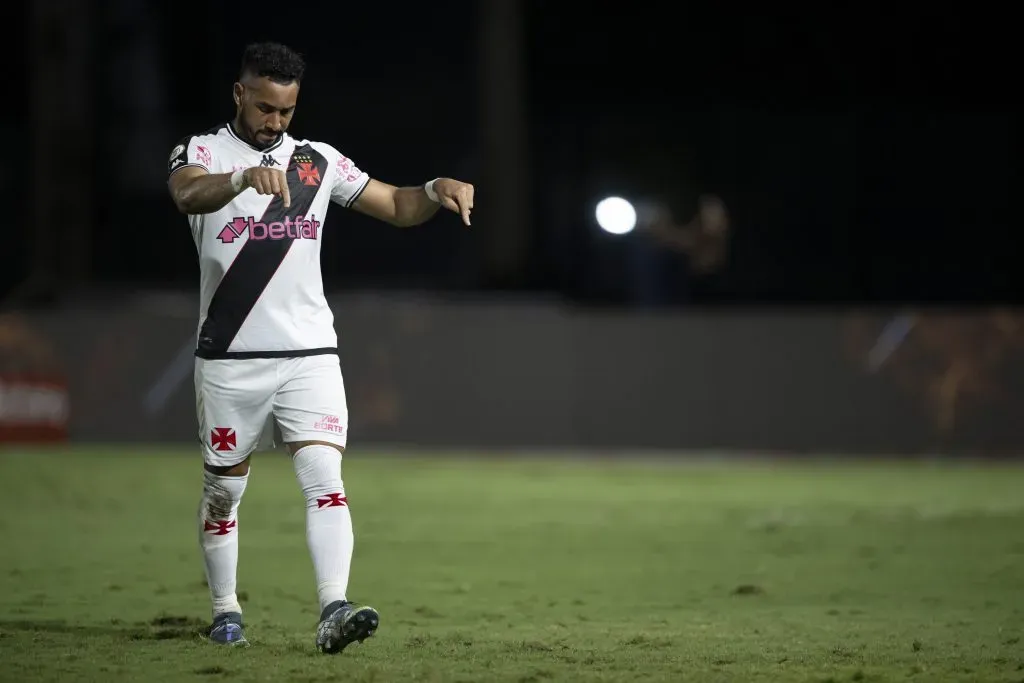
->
xmin=316 ymin=493 xmax=348 ymax=509
xmin=211 ymin=427 xmax=236 ymax=451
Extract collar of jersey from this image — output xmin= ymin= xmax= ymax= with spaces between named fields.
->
xmin=226 ymin=121 xmax=285 ymax=154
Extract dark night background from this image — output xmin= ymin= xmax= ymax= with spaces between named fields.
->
xmin=7 ymin=2 xmax=1018 ymax=308
xmin=5 ymin=9 xmax=1024 ymax=682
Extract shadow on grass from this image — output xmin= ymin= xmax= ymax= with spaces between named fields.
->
xmin=0 ymin=614 xmax=209 ymax=641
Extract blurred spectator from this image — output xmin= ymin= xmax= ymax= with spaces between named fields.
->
xmin=628 ymin=194 xmax=731 ymax=307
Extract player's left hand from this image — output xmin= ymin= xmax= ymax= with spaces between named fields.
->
xmin=433 ymin=178 xmax=475 ymax=226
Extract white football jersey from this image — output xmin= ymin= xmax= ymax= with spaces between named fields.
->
xmin=167 ymin=122 xmax=369 ymax=359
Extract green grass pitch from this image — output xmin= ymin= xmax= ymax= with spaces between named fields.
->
xmin=0 ymin=447 xmax=1022 ymax=682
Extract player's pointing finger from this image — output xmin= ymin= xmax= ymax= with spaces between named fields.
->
xmin=280 ymin=170 xmax=291 ymax=208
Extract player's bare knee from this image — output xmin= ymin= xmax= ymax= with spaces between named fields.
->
xmin=287 ymin=440 xmax=343 ymax=457
xmin=205 ymin=456 xmax=251 ymax=477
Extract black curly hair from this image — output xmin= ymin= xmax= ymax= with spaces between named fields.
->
xmin=239 ymin=42 xmax=306 ymax=85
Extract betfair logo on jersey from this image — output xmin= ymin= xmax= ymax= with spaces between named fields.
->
xmin=293 ymin=154 xmax=321 ymax=186
xmin=217 ymin=214 xmax=321 ymax=244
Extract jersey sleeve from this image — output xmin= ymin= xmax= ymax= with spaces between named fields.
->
xmin=324 ymin=145 xmax=370 ymax=208
xmin=168 ymin=136 xmax=216 ymax=178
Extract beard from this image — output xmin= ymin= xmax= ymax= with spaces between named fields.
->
xmin=236 ymin=119 xmax=281 ymax=149
xmin=250 ymin=127 xmax=281 ymax=149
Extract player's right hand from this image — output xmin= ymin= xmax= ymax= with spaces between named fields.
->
xmin=242 ymin=167 xmax=291 ymax=208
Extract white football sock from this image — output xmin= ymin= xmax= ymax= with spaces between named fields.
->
xmin=293 ymin=444 xmax=354 ymax=613
xmin=198 ymin=469 xmax=248 ymax=618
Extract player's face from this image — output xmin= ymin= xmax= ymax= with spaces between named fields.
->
xmin=233 ymin=76 xmax=299 ymax=149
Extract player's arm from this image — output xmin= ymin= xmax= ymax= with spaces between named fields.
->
xmin=168 ymin=167 xmax=240 ymax=215
xmin=352 ymin=178 xmax=474 ymax=227
xmin=168 ymin=166 xmax=291 ymax=214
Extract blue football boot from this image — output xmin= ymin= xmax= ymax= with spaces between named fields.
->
xmin=208 ymin=611 xmax=249 ymax=647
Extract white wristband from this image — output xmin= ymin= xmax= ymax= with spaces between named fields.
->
xmin=424 ymin=178 xmax=440 ymax=203
xmin=230 ymin=169 xmax=246 ymax=193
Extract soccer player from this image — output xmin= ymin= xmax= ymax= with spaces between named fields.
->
xmin=166 ymin=42 xmax=474 ymax=653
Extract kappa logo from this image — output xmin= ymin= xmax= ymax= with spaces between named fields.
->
xmin=293 ymin=154 xmax=321 ymax=186
xmin=260 ymin=154 xmax=280 ymax=167
xmin=168 ymin=144 xmax=186 ymax=171
xmin=217 ymin=214 xmax=321 ymax=244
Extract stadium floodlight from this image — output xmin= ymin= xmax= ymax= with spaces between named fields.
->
xmin=594 ymin=196 xmax=637 ymax=235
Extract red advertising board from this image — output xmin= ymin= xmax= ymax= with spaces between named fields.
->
xmin=0 ymin=315 xmax=69 ymax=443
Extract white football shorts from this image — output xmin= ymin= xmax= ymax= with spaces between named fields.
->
xmin=194 ymin=354 xmax=349 ymax=467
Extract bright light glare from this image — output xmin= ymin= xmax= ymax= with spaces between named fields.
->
xmin=595 ymin=196 xmax=637 ymax=235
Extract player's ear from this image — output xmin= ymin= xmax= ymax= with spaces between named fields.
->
xmin=232 ymin=82 xmax=243 ymax=107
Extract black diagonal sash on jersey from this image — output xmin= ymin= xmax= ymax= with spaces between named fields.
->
xmin=196 ymin=145 xmax=330 ymax=359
